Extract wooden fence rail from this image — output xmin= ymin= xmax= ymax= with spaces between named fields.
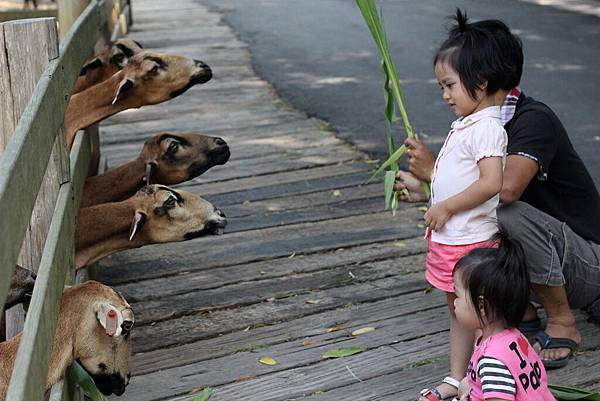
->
xmin=0 ymin=0 xmax=130 ymax=399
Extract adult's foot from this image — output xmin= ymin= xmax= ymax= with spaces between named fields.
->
xmin=533 ymin=316 xmax=581 ymax=364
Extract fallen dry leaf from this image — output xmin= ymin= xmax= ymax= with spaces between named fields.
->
xmin=236 ymin=375 xmax=255 ymax=382
xmin=417 ymin=223 xmax=425 ymax=229
xmin=259 ymin=356 xmax=277 ymax=366
xmin=332 ymin=189 xmax=342 ymax=197
xmin=305 ymin=300 xmax=321 ymax=305
xmin=393 ymin=241 xmax=406 ymax=248
xmin=327 ymin=325 xmax=342 ymax=333
xmin=303 ymin=338 xmax=318 ymax=346
xmin=417 ymin=206 xmax=428 ymax=212
xmin=351 ymin=327 xmax=376 ymax=336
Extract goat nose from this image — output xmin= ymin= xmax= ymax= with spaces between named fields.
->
xmin=216 ymin=208 xmax=226 ymax=218
xmin=194 ymin=59 xmax=209 ymax=69
xmin=215 ymin=137 xmax=227 ymax=146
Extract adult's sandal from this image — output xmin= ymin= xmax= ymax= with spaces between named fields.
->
xmin=534 ymin=330 xmax=578 ymax=369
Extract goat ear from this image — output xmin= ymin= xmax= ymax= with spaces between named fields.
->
xmin=96 ymin=303 xmax=124 ymax=337
xmin=129 ymin=211 xmax=147 ymax=241
xmin=112 ymin=78 xmax=134 ymax=105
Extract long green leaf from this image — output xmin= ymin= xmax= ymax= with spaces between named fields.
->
xmin=71 ymin=363 xmax=107 ymax=401
xmin=366 ymin=145 xmax=406 ymax=184
xmin=384 ymin=170 xmax=396 ymax=209
xmin=549 ymin=384 xmax=600 ymax=400
xmin=356 ymin=0 xmax=431 ymax=202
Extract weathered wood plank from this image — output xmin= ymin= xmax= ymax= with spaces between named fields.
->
xmin=96 ymin=207 xmax=425 ymax=284
xmin=119 ymin=309 xmax=450 ymax=401
xmin=130 ymin=280 xmax=433 ymax=374
xmin=131 ymin=269 xmax=430 ymax=354
xmin=131 ymin=251 xmax=426 ymax=326
xmin=1 ymin=18 xmax=65 ymax=337
xmin=113 ymin=237 xmax=426 ymax=301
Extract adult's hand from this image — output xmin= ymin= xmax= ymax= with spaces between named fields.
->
xmin=405 ymin=136 xmax=435 ymax=182
xmin=393 ymin=170 xmax=428 ymax=202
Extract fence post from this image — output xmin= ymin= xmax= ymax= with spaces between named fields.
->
xmin=57 ymin=0 xmax=90 ymax=40
xmin=0 ymin=18 xmax=70 ymax=340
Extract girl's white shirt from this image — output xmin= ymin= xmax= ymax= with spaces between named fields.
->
xmin=430 ymin=105 xmax=507 ymax=245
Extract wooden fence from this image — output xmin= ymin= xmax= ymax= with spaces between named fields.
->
xmin=0 ymin=0 xmax=131 ymax=399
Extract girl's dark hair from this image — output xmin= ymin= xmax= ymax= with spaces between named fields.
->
xmin=454 ymin=227 xmax=530 ymax=328
xmin=434 ymin=9 xmax=524 ymax=99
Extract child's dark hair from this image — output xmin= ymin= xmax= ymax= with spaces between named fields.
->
xmin=454 ymin=227 xmax=530 ymax=328
xmin=434 ymin=9 xmax=524 ymax=99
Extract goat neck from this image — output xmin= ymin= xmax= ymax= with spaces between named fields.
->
xmin=75 ymin=197 xmax=144 ymax=269
xmin=65 ymin=71 xmax=128 ymax=148
xmin=81 ymin=157 xmax=146 ymax=208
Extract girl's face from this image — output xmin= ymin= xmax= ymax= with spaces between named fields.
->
xmin=434 ymin=62 xmax=485 ymax=117
xmin=453 ymin=271 xmax=482 ymax=330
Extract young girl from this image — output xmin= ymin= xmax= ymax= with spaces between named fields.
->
xmin=418 ymin=10 xmax=509 ymax=401
xmin=453 ymin=233 xmax=555 ymax=401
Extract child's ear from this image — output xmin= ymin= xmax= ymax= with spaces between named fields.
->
xmin=478 ymin=295 xmax=486 ymax=316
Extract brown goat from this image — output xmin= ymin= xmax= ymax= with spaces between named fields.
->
xmin=65 ymin=50 xmax=212 ymax=148
xmin=75 ymin=184 xmax=226 ymax=269
xmin=3 ymin=266 xmax=36 ymax=311
xmin=74 ymin=38 xmax=144 ymax=94
xmin=81 ymin=132 xmax=230 ymax=208
xmin=0 ymin=281 xmax=134 ymax=399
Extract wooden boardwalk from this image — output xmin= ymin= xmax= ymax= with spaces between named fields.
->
xmin=99 ymin=0 xmax=600 ymax=400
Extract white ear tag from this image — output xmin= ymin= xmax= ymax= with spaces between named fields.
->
xmin=97 ymin=303 xmax=124 ymax=337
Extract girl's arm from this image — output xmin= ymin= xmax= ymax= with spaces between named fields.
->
xmin=425 ymin=156 xmax=503 ymax=231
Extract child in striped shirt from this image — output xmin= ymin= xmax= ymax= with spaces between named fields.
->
xmin=453 ymin=231 xmax=555 ymax=401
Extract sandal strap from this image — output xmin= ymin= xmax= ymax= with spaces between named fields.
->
xmin=442 ymin=376 xmax=461 ymax=390
xmin=419 ymin=388 xmax=443 ymax=401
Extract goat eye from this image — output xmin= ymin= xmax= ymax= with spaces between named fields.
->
xmin=166 ymin=141 xmax=179 ymax=154
xmin=164 ymin=196 xmax=177 ymax=207
xmin=149 ymin=65 xmax=160 ymax=75
xmin=112 ymin=53 xmax=125 ymax=65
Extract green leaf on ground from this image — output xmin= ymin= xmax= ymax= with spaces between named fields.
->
xmin=322 ymin=347 xmax=365 ymax=359
xmin=193 ymin=387 xmax=214 ymax=401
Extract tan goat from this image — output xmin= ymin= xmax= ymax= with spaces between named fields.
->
xmin=65 ymin=50 xmax=212 ymax=148
xmin=3 ymin=266 xmax=36 ymax=311
xmin=74 ymin=38 xmax=144 ymax=94
xmin=81 ymin=132 xmax=230 ymax=208
xmin=75 ymin=184 xmax=226 ymax=269
xmin=0 ymin=281 xmax=134 ymax=399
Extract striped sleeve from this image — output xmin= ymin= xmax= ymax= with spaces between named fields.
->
xmin=477 ymin=356 xmax=516 ymax=399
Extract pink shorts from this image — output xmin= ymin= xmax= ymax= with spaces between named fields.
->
xmin=425 ymin=239 xmax=497 ymax=293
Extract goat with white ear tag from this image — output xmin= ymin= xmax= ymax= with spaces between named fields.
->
xmin=0 ymin=281 xmax=134 ymax=400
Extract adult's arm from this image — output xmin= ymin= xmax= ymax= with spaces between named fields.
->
xmin=500 ymin=154 xmax=538 ymax=204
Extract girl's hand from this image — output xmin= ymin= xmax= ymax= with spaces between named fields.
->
xmin=424 ymin=201 xmax=452 ymax=231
